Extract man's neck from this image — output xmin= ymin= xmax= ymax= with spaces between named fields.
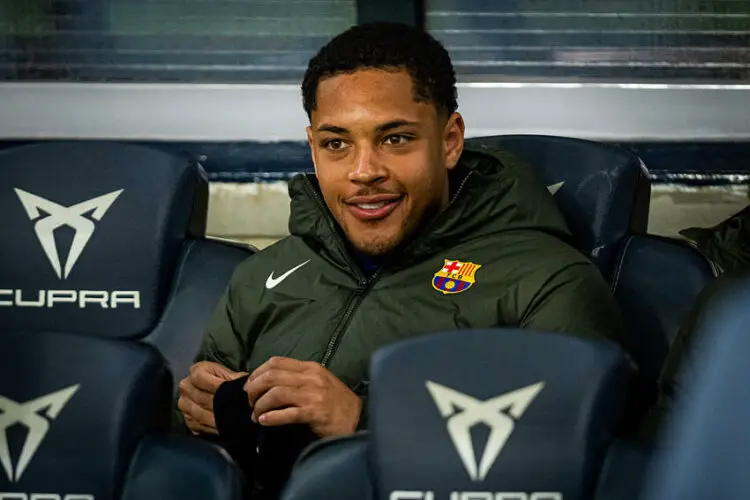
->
xmin=353 ymin=250 xmax=380 ymax=276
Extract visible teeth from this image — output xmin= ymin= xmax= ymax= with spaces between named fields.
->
xmin=358 ymin=202 xmax=387 ymax=210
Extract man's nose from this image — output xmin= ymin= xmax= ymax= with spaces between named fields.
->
xmin=348 ymin=146 xmax=387 ymax=184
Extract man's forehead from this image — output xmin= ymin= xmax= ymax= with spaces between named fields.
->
xmin=312 ymin=69 xmax=435 ymax=129
xmin=319 ymin=67 xmax=411 ymax=88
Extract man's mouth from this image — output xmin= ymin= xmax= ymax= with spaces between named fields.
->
xmin=345 ymin=194 xmax=404 ymax=222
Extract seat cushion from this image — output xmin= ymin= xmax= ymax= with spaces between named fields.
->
xmin=0 ymin=141 xmax=208 ymax=339
xmin=281 ymin=434 xmax=373 ymax=500
xmin=121 ymin=435 xmax=244 ymax=500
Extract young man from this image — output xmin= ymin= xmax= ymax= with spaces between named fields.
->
xmin=177 ymin=21 xmax=625 ymax=495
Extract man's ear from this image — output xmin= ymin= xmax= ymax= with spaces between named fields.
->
xmin=443 ymin=112 xmax=465 ymax=170
xmin=306 ymin=125 xmax=319 ymax=175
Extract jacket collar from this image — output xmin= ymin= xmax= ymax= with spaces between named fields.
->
xmin=287 ymin=148 xmax=571 ymax=276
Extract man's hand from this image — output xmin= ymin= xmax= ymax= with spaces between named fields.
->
xmin=244 ymin=356 xmax=362 ymax=438
xmin=178 ymin=361 xmax=247 ymax=435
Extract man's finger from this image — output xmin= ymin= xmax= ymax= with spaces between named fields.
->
xmin=243 ymin=368 xmax=312 ymax=407
xmin=184 ymin=413 xmax=213 ymax=434
xmin=251 ymin=386 xmax=309 ymax=420
xmin=206 ymin=363 xmax=247 ymax=382
xmin=191 ymin=366 xmax=232 ymax=393
xmin=245 ymin=356 xmax=310 ymax=386
xmin=179 ymin=380 xmax=215 ymax=412
xmin=184 ymin=413 xmax=218 ymax=435
xmin=190 ymin=361 xmax=231 ymax=379
xmin=178 ymin=395 xmax=217 ymax=430
xmin=257 ymin=406 xmax=306 ymax=427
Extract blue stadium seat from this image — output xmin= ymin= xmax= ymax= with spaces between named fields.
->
xmin=0 ymin=142 xmax=250 ymax=499
xmin=280 ymin=434 xmax=373 ymax=500
xmin=0 ymin=330 xmax=243 ymax=499
xmin=593 ymin=439 xmax=654 ymax=500
xmin=594 ymin=279 xmax=750 ymax=500
xmin=467 ymin=135 xmax=716 ymax=383
xmin=611 ymin=235 xmax=717 ymax=383
xmin=465 ymin=135 xmax=650 ymax=279
xmin=282 ymin=329 xmax=633 ymax=500
xmin=639 ymin=279 xmax=750 ymax=500
xmin=0 ymin=141 xmax=254 ymax=382
xmin=121 ymin=435 xmax=244 ymax=500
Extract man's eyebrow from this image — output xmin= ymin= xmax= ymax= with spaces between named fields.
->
xmin=376 ymin=120 xmax=418 ymax=133
xmin=317 ymin=124 xmax=348 ymax=134
xmin=316 ymin=120 xmax=419 ymax=135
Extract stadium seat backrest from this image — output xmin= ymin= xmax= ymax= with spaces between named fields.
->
xmin=0 ymin=141 xmax=254 ymax=380
xmin=465 ymin=136 xmax=716 ymax=385
xmin=0 ymin=141 xmax=206 ymax=337
xmin=0 ymin=329 xmax=242 ymax=499
xmin=0 ymin=329 xmax=169 ymax=498
xmin=371 ymin=329 xmax=632 ymax=500
xmin=282 ymin=434 xmax=373 ymax=500
xmin=611 ymin=235 xmax=717 ymax=382
xmin=465 ymin=135 xmax=650 ymax=278
xmin=282 ymin=329 xmax=633 ymax=500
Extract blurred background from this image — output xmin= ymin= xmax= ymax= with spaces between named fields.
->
xmin=1 ymin=0 xmax=748 ymax=249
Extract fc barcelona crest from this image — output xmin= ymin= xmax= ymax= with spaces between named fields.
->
xmin=432 ymin=259 xmax=482 ymax=295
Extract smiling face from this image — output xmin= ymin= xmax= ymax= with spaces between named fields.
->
xmin=306 ymin=68 xmax=464 ymax=257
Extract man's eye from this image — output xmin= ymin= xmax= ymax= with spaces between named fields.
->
xmin=384 ymin=135 xmax=409 ymax=146
xmin=322 ymin=139 xmax=346 ymax=151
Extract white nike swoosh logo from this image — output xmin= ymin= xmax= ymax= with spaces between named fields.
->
xmin=266 ymin=260 xmax=311 ymax=289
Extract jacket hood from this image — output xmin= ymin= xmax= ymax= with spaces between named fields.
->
xmin=287 ymin=146 xmax=572 ymax=273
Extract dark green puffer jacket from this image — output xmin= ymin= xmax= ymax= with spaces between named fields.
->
xmin=192 ymin=147 xmax=626 ymax=426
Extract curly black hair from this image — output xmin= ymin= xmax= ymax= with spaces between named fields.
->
xmin=302 ymin=22 xmax=457 ymax=120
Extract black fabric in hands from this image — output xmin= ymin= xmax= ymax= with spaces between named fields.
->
xmin=213 ymin=375 xmax=318 ymax=500
xmin=213 ymin=375 xmax=258 ymax=474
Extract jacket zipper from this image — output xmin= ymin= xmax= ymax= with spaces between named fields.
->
xmin=320 ymin=271 xmax=380 ymax=367
xmin=302 ymin=176 xmax=372 ymax=366
xmin=304 ymin=171 xmax=474 ymax=368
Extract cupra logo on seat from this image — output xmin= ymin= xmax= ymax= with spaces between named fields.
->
xmin=0 ymin=385 xmax=80 ymax=482
xmin=14 ymin=189 xmax=123 ymax=279
xmin=426 ymin=380 xmax=545 ymax=482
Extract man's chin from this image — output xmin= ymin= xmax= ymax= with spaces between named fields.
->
xmin=351 ymin=243 xmax=397 ymax=259
xmin=348 ymin=234 xmax=401 ymax=258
